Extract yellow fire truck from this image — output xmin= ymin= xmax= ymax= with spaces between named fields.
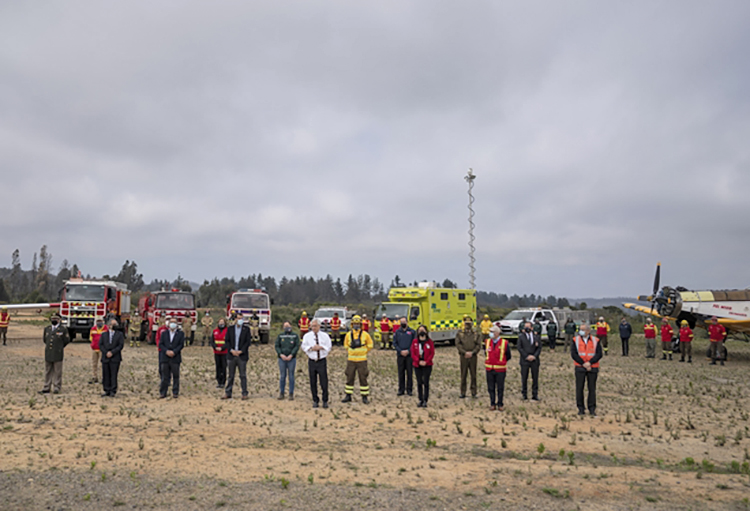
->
xmin=373 ymin=282 xmax=477 ymax=344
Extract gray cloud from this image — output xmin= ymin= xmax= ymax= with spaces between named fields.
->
xmin=1 ymin=1 xmax=749 ymax=297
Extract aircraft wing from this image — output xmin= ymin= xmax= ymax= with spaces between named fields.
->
xmin=0 ymin=303 xmax=58 ymax=311
xmin=622 ymin=303 xmax=668 ymax=319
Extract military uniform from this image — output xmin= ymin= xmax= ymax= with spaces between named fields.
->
xmin=182 ymin=316 xmax=193 ymax=346
xmin=41 ymin=320 xmax=71 ymax=394
xmin=129 ymin=317 xmax=141 ymax=347
xmin=563 ymin=320 xmax=577 ymax=351
xmin=546 ymin=321 xmax=558 ymax=350
xmin=201 ymin=313 xmax=214 ymax=347
xmin=456 ymin=321 xmax=482 ymax=398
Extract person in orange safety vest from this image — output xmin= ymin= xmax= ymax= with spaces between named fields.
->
xmin=89 ymin=319 xmax=108 ymax=384
xmin=571 ymin=323 xmax=603 ymax=416
xmin=330 ymin=313 xmax=342 ymax=346
xmin=0 ymin=307 xmax=10 ymax=346
xmin=298 ymin=311 xmax=310 ymax=338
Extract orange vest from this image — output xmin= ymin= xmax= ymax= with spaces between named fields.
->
xmin=484 ymin=337 xmax=508 ymax=372
xmin=362 ymin=319 xmax=371 ymax=332
xmin=0 ymin=313 xmax=9 ymax=328
xmin=380 ymin=319 xmax=391 ymax=332
xmin=574 ymin=336 xmax=600 ymax=368
xmin=298 ymin=317 xmax=310 ymax=331
xmin=212 ymin=327 xmax=228 ymax=354
xmin=644 ymin=324 xmax=658 ymax=339
xmin=330 ymin=317 xmax=341 ymax=331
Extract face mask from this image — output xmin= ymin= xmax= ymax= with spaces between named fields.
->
xmin=237 ymin=319 xmax=244 ymax=326
xmin=169 ymin=322 xmax=177 ymax=330
xmin=418 ymin=333 xmax=427 ymax=340
xmin=96 ymin=323 xmax=103 ymax=328
xmin=218 ymin=324 xmax=225 ymax=329
xmin=51 ymin=320 xmax=59 ymax=326
xmin=353 ymin=324 xmax=361 ymax=330
xmin=465 ymin=323 xmax=472 ymax=329
xmin=284 ymin=327 xmax=292 ymax=333
xmin=525 ymin=327 xmax=531 ymax=332
xmin=401 ymin=323 xmax=407 ymax=329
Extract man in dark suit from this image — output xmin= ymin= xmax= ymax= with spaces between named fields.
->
xmin=100 ymin=319 xmax=124 ymax=397
xmin=159 ymin=319 xmax=185 ymax=398
xmin=223 ymin=314 xmax=251 ymax=400
xmin=517 ymin=321 xmax=542 ymax=401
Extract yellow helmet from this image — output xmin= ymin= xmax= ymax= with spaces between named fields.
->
xmin=301 ymin=311 xmax=307 ymax=317
xmin=483 ymin=314 xmax=489 ymax=319
xmin=680 ymin=320 xmax=688 ymax=326
xmin=351 ymin=315 xmax=362 ymax=323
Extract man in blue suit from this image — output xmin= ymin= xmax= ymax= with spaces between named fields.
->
xmin=222 ymin=314 xmax=251 ymax=400
xmin=159 ymin=319 xmax=184 ymax=399
xmin=100 ymin=319 xmax=124 ymax=397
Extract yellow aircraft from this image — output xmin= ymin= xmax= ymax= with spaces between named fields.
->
xmin=623 ymin=263 xmax=750 ymax=340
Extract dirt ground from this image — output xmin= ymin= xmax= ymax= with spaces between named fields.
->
xmin=1 ymin=321 xmax=750 ymax=510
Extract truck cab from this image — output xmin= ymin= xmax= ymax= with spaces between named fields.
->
xmin=60 ymin=279 xmax=130 ymax=340
xmin=227 ymin=289 xmax=272 ymax=344
xmin=139 ymin=289 xmax=197 ymax=344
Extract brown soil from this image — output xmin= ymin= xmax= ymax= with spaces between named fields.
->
xmin=1 ymin=322 xmax=749 ymax=510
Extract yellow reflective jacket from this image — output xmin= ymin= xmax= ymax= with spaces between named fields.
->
xmin=344 ymin=329 xmax=373 ymax=362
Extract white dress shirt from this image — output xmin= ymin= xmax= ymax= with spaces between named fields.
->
xmin=301 ymin=330 xmax=332 ymax=360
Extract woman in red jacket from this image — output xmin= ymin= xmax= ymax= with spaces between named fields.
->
xmin=410 ymin=325 xmax=435 ymax=408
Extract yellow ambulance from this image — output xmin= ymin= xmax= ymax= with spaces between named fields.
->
xmin=373 ymin=282 xmax=477 ymax=344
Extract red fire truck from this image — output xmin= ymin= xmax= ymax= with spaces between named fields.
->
xmin=138 ymin=289 xmax=197 ymax=344
xmin=226 ymin=289 xmax=272 ymax=344
xmin=1 ymin=278 xmax=131 ymax=340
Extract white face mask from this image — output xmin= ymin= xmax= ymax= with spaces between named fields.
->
xmin=169 ymin=322 xmax=177 ymax=330
xmin=237 ymin=319 xmax=244 ymax=326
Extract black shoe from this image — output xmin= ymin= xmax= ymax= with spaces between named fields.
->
xmin=578 ymin=410 xmax=585 ymax=416
xmin=532 ymin=397 xmax=540 ymax=402
xmin=661 ymin=355 xmax=667 ymax=360
xmin=688 ymin=358 xmax=692 ymax=363
xmin=362 ymin=396 xmax=369 ymax=404
xmin=397 ymin=392 xmax=404 ymax=396
xmin=101 ymin=393 xmax=110 ymax=397
xmin=159 ymin=395 xmax=167 ymax=399
xmin=422 ymin=401 xmax=428 ymax=408
xmin=459 ymin=394 xmax=466 ymax=399
xmin=710 ymin=361 xmax=717 ymax=365
xmin=322 ymin=402 xmax=329 ymax=409
xmin=407 ymin=392 xmax=413 ymax=397
xmin=522 ymin=396 xmax=528 ymax=401
xmin=418 ymin=401 xmax=424 ymax=408
xmin=312 ymin=402 xmax=319 ymax=409
xmin=278 ymin=393 xmax=285 ymax=400
xmin=341 ymin=395 xmax=352 ymax=403
xmin=720 ymin=361 xmax=725 ymax=366
xmin=289 ymin=394 xmax=294 ymax=401
xmin=669 ymin=354 xmax=673 ymax=361
xmin=589 ymin=410 xmax=597 ymax=417
xmin=172 ymin=395 xmax=179 ymax=399
xmin=680 ymin=358 xmax=684 ymax=362
xmin=39 ymin=389 xmax=50 ymax=394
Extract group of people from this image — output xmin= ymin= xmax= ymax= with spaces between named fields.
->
xmin=37 ymin=308 xmax=729 ymax=414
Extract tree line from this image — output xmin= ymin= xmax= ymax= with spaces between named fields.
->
xmin=0 ymin=249 xmax=577 ymax=310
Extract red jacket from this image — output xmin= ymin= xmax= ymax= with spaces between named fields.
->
xmin=660 ymin=324 xmax=673 ymax=342
xmin=644 ymin=323 xmax=658 ymax=339
xmin=89 ymin=325 xmax=108 ymax=351
xmin=380 ymin=319 xmax=391 ymax=333
xmin=212 ymin=326 xmax=228 ymax=354
xmin=362 ymin=319 xmax=371 ymax=332
xmin=410 ymin=338 xmax=434 ymax=367
xmin=708 ymin=324 xmax=726 ymax=342
xmin=679 ymin=327 xmax=693 ymax=343
xmin=298 ymin=317 xmax=310 ymax=332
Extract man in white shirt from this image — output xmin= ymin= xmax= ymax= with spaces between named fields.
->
xmin=301 ymin=320 xmax=332 ymax=409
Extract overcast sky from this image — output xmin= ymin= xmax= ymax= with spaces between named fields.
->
xmin=1 ymin=1 xmax=749 ymax=298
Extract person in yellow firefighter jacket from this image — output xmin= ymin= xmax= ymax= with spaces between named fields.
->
xmin=595 ymin=317 xmax=611 ymax=355
xmin=341 ymin=315 xmax=373 ymax=404
xmin=480 ymin=314 xmax=493 ymax=342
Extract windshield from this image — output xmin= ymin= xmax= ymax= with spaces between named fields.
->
xmin=65 ymin=284 xmax=105 ymax=302
xmin=376 ymin=303 xmax=410 ymax=319
xmin=155 ymin=293 xmax=195 ymax=310
xmin=231 ymin=293 xmax=269 ymax=309
xmin=503 ymin=310 xmax=534 ymax=321
xmin=313 ymin=309 xmax=342 ymax=319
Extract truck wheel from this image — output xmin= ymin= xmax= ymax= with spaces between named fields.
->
xmin=260 ymin=331 xmax=270 ymax=345
xmin=69 ymin=330 xmax=77 ymax=341
xmin=448 ymin=338 xmax=455 ymax=346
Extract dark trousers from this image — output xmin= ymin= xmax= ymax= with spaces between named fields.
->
xmin=308 ymin=358 xmax=329 ymax=404
xmin=397 ymin=353 xmax=413 ymax=394
xmin=520 ymin=360 xmax=539 ymax=399
xmin=486 ymin=370 xmax=506 ymax=407
xmin=345 ymin=360 xmax=369 ymax=395
xmin=621 ymin=337 xmax=630 ymax=356
xmin=214 ymin=353 xmax=227 ymax=386
xmin=575 ymin=369 xmax=598 ymax=413
xmin=548 ymin=335 xmax=555 ymax=350
xmin=226 ymin=357 xmax=248 ymax=397
xmin=415 ymin=365 xmax=432 ymax=403
xmin=159 ymin=359 xmax=180 ymax=397
xmin=459 ymin=355 xmax=478 ymax=396
xmin=102 ymin=360 xmax=120 ymax=396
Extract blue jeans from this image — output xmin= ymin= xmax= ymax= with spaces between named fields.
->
xmin=279 ymin=357 xmax=296 ymax=395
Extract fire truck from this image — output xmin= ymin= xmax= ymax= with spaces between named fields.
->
xmin=138 ymin=289 xmax=197 ymax=344
xmin=226 ymin=289 xmax=272 ymax=344
xmin=1 ymin=278 xmax=131 ymax=340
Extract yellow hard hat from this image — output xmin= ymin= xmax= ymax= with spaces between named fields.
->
xmin=301 ymin=311 xmax=307 ymax=316
xmin=483 ymin=314 xmax=489 ymax=319
xmin=463 ymin=315 xmax=471 ymax=321
xmin=681 ymin=320 xmax=688 ymax=326
xmin=352 ymin=315 xmax=362 ymax=323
